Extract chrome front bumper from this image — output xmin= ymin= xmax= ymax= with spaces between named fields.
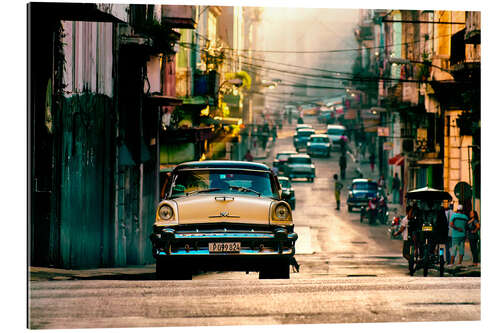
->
xmin=150 ymin=227 xmax=298 ymax=257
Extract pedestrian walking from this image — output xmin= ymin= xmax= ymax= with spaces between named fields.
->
xmin=339 ymin=153 xmax=347 ymax=180
xmin=391 ymin=173 xmax=401 ymax=204
xmin=466 ymin=210 xmax=480 ymax=266
xmin=444 ymin=202 xmax=454 ymax=264
xmin=333 ymin=174 xmax=343 ymax=210
xmin=449 ymin=204 xmax=468 ymax=266
xmin=378 ymin=175 xmax=386 ymax=195
xmin=393 ymin=206 xmax=413 ymax=260
xmin=272 ymin=125 xmax=277 ymax=142
xmin=369 ymin=152 xmax=375 ymax=173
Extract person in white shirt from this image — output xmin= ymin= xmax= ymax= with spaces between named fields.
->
xmin=393 ymin=206 xmax=413 ymax=260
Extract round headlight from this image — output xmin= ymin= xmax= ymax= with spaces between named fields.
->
xmin=275 ymin=203 xmax=291 ymax=220
xmin=158 ymin=205 xmax=174 ymax=220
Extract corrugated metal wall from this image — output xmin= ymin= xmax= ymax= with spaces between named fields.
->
xmin=60 ymin=93 xmax=114 ymax=267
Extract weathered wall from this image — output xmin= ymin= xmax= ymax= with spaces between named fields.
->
xmin=59 ymin=93 xmax=115 ymax=268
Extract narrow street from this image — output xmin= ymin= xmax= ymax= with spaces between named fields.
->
xmin=26 ymin=3 xmax=484 ymax=331
xmin=29 ymin=116 xmax=481 ymax=329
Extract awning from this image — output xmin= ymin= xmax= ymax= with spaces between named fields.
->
xmin=148 ymin=95 xmax=183 ymax=106
xmin=416 ymin=158 xmax=443 ymax=165
xmin=389 ymin=154 xmax=404 ymax=166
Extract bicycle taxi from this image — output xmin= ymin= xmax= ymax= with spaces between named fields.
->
xmin=405 ymin=187 xmax=452 ymax=276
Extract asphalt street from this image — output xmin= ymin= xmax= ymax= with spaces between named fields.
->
xmin=28 ymin=116 xmax=481 ymax=329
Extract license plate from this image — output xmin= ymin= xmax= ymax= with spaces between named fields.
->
xmin=422 ymin=225 xmax=433 ymax=231
xmin=209 ymin=242 xmax=241 ymax=253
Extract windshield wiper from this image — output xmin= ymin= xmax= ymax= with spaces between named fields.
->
xmin=229 ymin=185 xmax=261 ymax=197
xmin=186 ymin=188 xmax=223 ymax=196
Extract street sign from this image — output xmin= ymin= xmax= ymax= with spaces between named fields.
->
xmin=454 ymin=181 xmax=472 ymax=200
xmin=378 ymin=127 xmax=389 ymax=137
xmin=383 ymin=142 xmax=393 ymax=150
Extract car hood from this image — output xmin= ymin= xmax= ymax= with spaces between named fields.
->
xmin=173 ymin=195 xmax=274 ymax=225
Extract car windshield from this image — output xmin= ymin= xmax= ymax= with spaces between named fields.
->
xmin=169 ymin=169 xmax=278 ymax=198
xmin=288 ymin=157 xmax=311 ymax=164
xmin=352 ymin=182 xmax=378 ymax=191
xmin=327 ymin=128 xmax=344 ymax=135
xmin=279 ymin=179 xmax=291 ymax=188
xmin=310 ymin=137 xmax=329 ymax=143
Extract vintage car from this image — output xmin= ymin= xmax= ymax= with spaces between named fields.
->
xmin=326 ymin=124 xmax=347 ymax=150
xmin=273 ymin=150 xmax=297 ymax=173
xmin=295 ymin=124 xmax=313 ymax=132
xmin=346 ymin=178 xmax=380 ymax=212
xmin=306 ymin=134 xmax=332 ymax=157
xmin=150 ymin=160 xmax=298 ymax=280
xmin=293 ymin=128 xmax=316 ymax=151
xmin=278 ymin=176 xmax=296 ymax=210
xmin=283 ymin=154 xmax=315 ymax=182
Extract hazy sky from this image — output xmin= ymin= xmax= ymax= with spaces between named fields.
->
xmin=257 ymin=6 xmax=360 ymax=103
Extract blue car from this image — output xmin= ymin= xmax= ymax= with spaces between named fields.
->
xmin=293 ymin=128 xmax=316 ymax=151
xmin=306 ymin=134 xmax=331 ymax=157
xmin=346 ymin=179 xmax=380 ymax=212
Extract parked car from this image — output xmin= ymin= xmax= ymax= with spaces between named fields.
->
xmin=278 ymin=176 xmax=296 ymax=210
xmin=346 ymin=178 xmax=379 ymax=212
xmin=306 ymin=134 xmax=331 ymax=157
xmin=293 ymin=128 xmax=316 ymax=151
xmin=273 ymin=150 xmax=297 ymax=173
xmin=150 ymin=160 xmax=298 ymax=280
xmin=284 ymin=154 xmax=315 ymax=182
xmin=326 ymin=124 xmax=347 ymax=150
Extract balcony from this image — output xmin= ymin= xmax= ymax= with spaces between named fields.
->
xmin=465 ymin=11 xmax=480 ymax=44
xmin=162 ymin=5 xmax=196 ymax=29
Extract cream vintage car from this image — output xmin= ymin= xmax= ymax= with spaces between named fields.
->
xmin=150 ymin=160 xmax=298 ymax=280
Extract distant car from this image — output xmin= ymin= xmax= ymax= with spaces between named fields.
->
xmin=293 ymin=128 xmax=316 ymax=151
xmin=346 ymin=178 xmax=380 ymax=212
xmin=318 ymin=109 xmax=335 ymax=124
xmin=278 ymin=176 xmax=296 ymax=210
xmin=284 ymin=154 xmax=315 ymax=182
xmin=307 ymin=134 xmax=332 ymax=157
xmin=151 ymin=160 xmax=297 ymax=280
xmin=326 ymin=124 xmax=347 ymax=150
xmin=294 ymin=124 xmax=313 ymax=133
xmin=273 ymin=151 xmax=297 ymax=173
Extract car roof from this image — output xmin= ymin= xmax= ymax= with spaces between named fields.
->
xmin=297 ymin=128 xmax=315 ymax=133
xmin=289 ymin=153 xmax=311 ymax=159
xmin=174 ymin=160 xmax=271 ymax=172
xmin=276 ymin=151 xmax=296 ymax=155
xmin=296 ymin=124 xmax=312 ymax=129
xmin=327 ymin=124 xmax=346 ymax=130
xmin=352 ymin=178 xmax=377 ymax=183
xmin=310 ymin=134 xmax=329 ymax=138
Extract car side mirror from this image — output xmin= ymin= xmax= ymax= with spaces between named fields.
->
xmin=172 ymin=184 xmax=186 ymax=194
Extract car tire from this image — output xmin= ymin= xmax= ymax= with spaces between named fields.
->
xmin=259 ymin=259 xmax=290 ymax=279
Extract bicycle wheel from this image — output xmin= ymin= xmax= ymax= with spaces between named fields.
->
xmin=423 ymin=245 xmax=429 ymax=277
xmin=409 ymin=245 xmax=416 ymax=276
